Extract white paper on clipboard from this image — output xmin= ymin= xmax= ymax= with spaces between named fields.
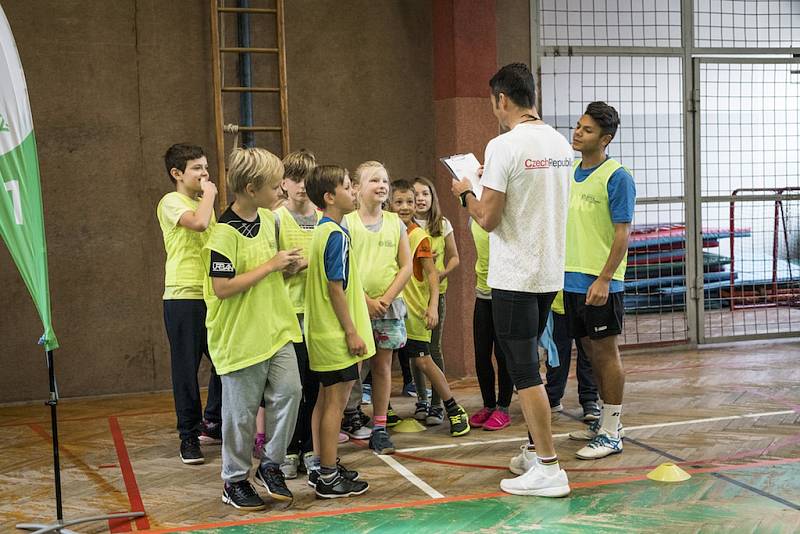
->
xmin=439 ymin=153 xmax=483 ymax=199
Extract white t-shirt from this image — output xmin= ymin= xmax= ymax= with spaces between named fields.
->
xmin=480 ymin=123 xmax=573 ymax=293
xmin=413 ymin=217 xmax=453 ymax=237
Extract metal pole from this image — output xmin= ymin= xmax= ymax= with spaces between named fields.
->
xmin=45 ymin=350 xmax=63 ymax=521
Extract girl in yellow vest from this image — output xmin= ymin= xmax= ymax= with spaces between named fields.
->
xmin=408 ymin=176 xmax=461 ymax=425
xmin=342 ymin=161 xmax=412 ymax=455
xmin=390 ymin=179 xmax=471 ymax=437
xmin=203 ymin=148 xmax=304 ymax=511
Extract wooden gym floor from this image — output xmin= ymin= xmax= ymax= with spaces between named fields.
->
xmin=1 ymin=341 xmax=799 ymax=533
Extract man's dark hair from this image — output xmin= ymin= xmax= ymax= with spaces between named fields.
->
xmin=306 ymin=164 xmax=347 ymax=209
xmin=584 ymin=101 xmax=620 ymax=141
xmin=489 ymin=63 xmax=536 ymax=109
xmin=164 ymin=143 xmax=205 ymax=183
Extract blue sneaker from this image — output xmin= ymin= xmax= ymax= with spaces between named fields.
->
xmin=361 ymin=383 xmax=372 ymax=405
xmin=402 ymin=382 xmax=416 ymax=397
xmin=575 ymin=431 xmax=623 ymax=460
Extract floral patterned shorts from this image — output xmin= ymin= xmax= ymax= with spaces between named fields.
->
xmin=371 ymin=318 xmax=407 ymax=350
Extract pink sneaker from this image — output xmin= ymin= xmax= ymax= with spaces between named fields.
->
xmin=483 ymin=409 xmax=510 ymax=431
xmin=469 ymin=407 xmax=493 ymax=428
xmin=338 ymin=432 xmax=350 ymax=444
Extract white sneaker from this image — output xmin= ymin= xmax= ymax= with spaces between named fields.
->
xmin=569 ymin=419 xmax=625 ymax=440
xmin=500 ymin=463 xmax=571 ymax=497
xmin=508 ymin=444 xmax=537 ymax=475
xmin=576 ymin=431 xmax=623 ymax=460
xmin=280 ymin=453 xmax=299 ymax=479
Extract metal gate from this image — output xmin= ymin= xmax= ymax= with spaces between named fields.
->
xmin=534 ymin=0 xmax=800 ymax=347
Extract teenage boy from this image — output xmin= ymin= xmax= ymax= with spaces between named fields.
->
xmin=565 ymin=102 xmax=636 ymax=460
xmin=204 ymin=147 xmax=303 ymax=511
xmin=304 ymin=165 xmax=373 ymax=498
xmin=157 ymin=143 xmax=223 ymax=465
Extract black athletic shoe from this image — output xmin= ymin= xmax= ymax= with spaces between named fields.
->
xmin=341 ymin=411 xmax=372 ymax=440
xmin=222 ymin=480 xmax=266 ymax=511
xmin=357 ymin=407 xmax=371 ymax=427
xmin=582 ymin=401 xmax=601 ymax=422
xmin=314 ymin=473 xmax=369 ymax=499
xmin=386 ymin=405 xmax=401 ymax=427
xmin=369 ymin=428 xmax=396 ymax=455
xmin=447 ymin=405 xmax=471 ymax=437
xmin=255 ymin=464 xmax=293 ymax=502
xmin=180 ymin=437 xmax=204 ymax=465
xmin=307 ymin=459 xmax=360 ymax=487
xmin=199 ymin=419 xmax=222 ymax=445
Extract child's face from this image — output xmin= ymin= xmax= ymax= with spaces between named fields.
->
xmin=331 ymin=174 xmax=356 ymax=214
xmin=359 ymin=167 xmax=389 ymax=206
xmin=413 ymin=182 xmax=432 ymax=215
xmin=391 ymin=190 xmax=415 ymax=224
xmin=282 ymin=177 xmax=308 ymax=204
xmin=250 ymin=179 xmax=283 ymax=209
xmin=174 ymin=156 xmax=209 ymax=193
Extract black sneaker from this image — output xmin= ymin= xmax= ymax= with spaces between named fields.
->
xmin=341 ymin=411 xmax=372 ymax=440
xmin=199 ymin=419 xmax=222 ymax=445
xmin=222 ymin=480 xmax=266 ymax=511
xmin=386 ymin=406 xmax=401 ymax=427
xmin=180 ymin=437 xmax=204 ymax=465
xmin=425 ymin=405 xmax=445 ymax=426
xmin=369 ymin=428 xmax=396 ymax=455
xmin=315 ymin=472 xmax=369 ymax=499
xmin=582 ymin=401 xmax=601 ymax=422
xmin=307 ymin=459 xmax=360 ymax=487
xmin=254 ymin=464 xmax=293 ymax=502
xmin=447 ymin=405 xmax=470 ymax=437
xmin=414 ymin=402 xmax=429 ymax=421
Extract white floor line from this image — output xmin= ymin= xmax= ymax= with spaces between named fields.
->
xmin=377 ymin=453 xmax=445 ymax=499
xmin=395 ymin=409 xmax=795 ymax=454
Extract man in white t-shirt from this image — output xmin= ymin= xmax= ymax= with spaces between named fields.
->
xmin=451 ymin=63 xmax=572 ymax=498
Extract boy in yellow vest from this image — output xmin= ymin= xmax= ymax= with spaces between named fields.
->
xmin=390 ymin=180 xmax=470 ymax=437
xmin=304 ymin=165 xmax=373 ymax=498
xmin=564 ymin=102 xmax=636 ymax=460
xmin=343 ymin=162 xmax=412 ymax=454
xmin=157 ymin=143 xmax=222 ymax=465
xmin=203 ymin=148 xmax=304 ymax=511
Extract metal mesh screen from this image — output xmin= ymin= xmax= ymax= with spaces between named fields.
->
xmin=699 ymin=61 xmax=800 ymax=339
xmin=541 ymin=56 xmax=689 ymax=345
xmin=539 ymin=0 xmax=683 ymax=47
xmin=694 ymin=0 xmax=800 ymax=48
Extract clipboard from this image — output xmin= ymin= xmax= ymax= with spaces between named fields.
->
xmin=439 ymin=152 xmax=482 ymax=198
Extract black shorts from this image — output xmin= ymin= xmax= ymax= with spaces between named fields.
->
xmin=564 ymin=291 xmax=624 ymax=340
xmin=316 ymin=363 xmax=359 ymax=387
xmin=398 ymin=338 xmax=430 ymax=359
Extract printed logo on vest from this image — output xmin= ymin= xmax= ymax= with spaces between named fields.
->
xmin=212 ymin=262 xmax=234 ymax=272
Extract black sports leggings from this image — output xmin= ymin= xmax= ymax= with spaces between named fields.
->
xmin=473 ymin=297 xmax=514 ymax=408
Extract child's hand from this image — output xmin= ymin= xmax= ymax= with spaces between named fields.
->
xmin=345 ymin=331 xmax=367 ymax=356
xmin=425 ymin=306 xmax=439 ymax=330
xmin=437 ymin=269 xmax=447 ymax=283
xmin=269 ymin=248 xmax=303 ymax=273
xmin=366 ymin=296 xmax=388 ymax=319
xmin=200 ymin=177 xmax=218 ymax=197
xmin=284 ymin=257 xmax=308 ymax=276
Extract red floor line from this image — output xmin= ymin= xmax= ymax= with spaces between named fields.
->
xmin=108 ymin=416 xmax=150 ymax=531
xmin=137 ymin=456 xmax=800 ymax=533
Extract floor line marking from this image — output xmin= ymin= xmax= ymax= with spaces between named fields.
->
xmin=376 ymin=453 xmax=445 ymax=499
xmin=396 ymin=409 xmax=796 ymax=453
xmin=108 ymin=416 xmax=150 ymax=531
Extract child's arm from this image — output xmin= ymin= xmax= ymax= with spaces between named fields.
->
xmin=379 ymin=226 xmax=413 ymax=307
xmin=329 ymin=281 xmax=368 ymax=355
xmin=420 ymin=255 xmax=440 ymax=330
xmin=178 ymin=178 xmax=217 ymax=231
xmin=211 ymin=248 xmax=302 ymax=300
xmin=439 ymin=230 xmax=460 ymax=282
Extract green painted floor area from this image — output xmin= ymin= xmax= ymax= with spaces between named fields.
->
xmin=187 ymin=465 xmax=800 ymax=534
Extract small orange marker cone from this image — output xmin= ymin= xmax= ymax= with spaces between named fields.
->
xmin=392 ymin=418 xmax=427 ymax=433
xmin=647 ymin=462 xmax=691 ymax=483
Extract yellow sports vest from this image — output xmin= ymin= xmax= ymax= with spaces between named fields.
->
xmin=276 ymin=206 xmax=321 ymax=313
xmin=343 ymin=211 xmax=402 ymax=299
xmin=565 ymin=158 xmax=628 ymax=282
xmin=202 ymin=208 xmax=302 ymax=375
xmin=551 ymin=290 xmax=565 ymax=315
xmin=157 ymin=192 xmax=215 ymax=299
xmin=470 ymin=219 xmax=490 ymax=294
xmin=304 ymin=220 xmax=376 ymax=371
xmin=404 ymin=227 xmax=433 ymax=342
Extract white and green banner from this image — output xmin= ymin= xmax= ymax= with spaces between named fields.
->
xmin=0 ymin=5 xmax=58 ymax=350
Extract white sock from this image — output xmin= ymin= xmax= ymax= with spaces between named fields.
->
xmin=600 ymin=403 xmax=622 ymax=438
xmin=537 ymin=456 xmax=561 ymax=477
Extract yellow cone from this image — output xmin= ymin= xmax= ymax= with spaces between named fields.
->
xmin=392 ymin=418 xmax=427 ymax=433
xmin=647 ymin=462 xmax=691 ymax=483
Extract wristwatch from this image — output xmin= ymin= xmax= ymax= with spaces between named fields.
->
xmin=459 ymin=190 xmax=476 ymax=207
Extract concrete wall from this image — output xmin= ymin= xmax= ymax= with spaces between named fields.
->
xmin=0 ymin=0 xmax=436 ymax=403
